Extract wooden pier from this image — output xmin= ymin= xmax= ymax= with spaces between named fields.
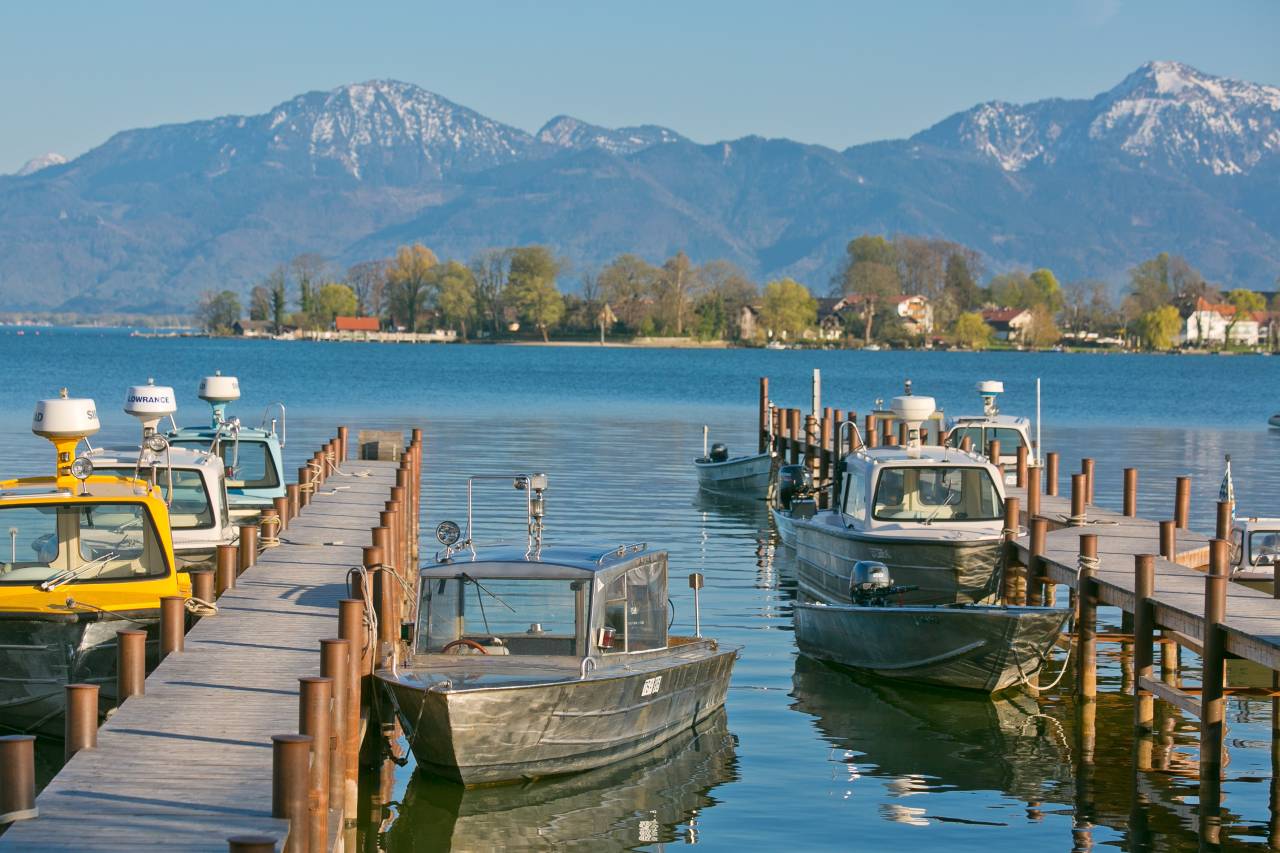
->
xmin=0 ymin=428 xmax=424 ymax=852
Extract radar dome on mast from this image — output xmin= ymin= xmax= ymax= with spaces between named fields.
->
xmin=976 ymin=380 xmax=1004 ymax=418
xmin=124 ymin=379 xmax=177 ymax=435
xmin=32 ymin=389 xmax=100 ymax=487
xmin=889 ymin=395 xmax=935 ymax=456
xmin=198 ymin=371 xmax=240 ymax=427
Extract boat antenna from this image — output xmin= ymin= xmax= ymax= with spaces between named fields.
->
xmin=1035 ymin=378 xmax=1042 ymax=466
xmin=702 ymin=425 xmax=709 ymax=460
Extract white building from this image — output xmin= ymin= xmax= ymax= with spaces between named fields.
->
xmin=1185 ymin=297 xmax=1260 ymax=346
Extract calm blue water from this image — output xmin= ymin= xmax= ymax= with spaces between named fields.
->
xmin=3 ymin=328 xmax=1280 ymax=851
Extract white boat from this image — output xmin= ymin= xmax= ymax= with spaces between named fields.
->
xmin=1269 ymin=413 xmax=1280 ymax=429
xmin=694 ymin=427 xmax=772 ymax=497
xmin=944 ymin=380 xmax=1032 ymax=480
xmin=1229 ymin=516 xmax=1280 ymax=586
xmin=790 ymin=394 xmax=1009 ymax=605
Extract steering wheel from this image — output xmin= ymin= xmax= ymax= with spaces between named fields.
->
xmin=441 ymin=638 xmax=489 ymax=655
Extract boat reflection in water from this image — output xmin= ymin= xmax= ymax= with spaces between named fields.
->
xmin=790 ymin=655 xmax=1072 ymax=813
xmin=383 ymin=708 xmax=739 ymax=851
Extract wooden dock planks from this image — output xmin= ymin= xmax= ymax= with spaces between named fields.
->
xmin=0 ymin=459 xmax=401 ymax=852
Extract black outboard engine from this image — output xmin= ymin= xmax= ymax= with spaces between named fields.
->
xmin=849 ymin=560 xmax=918 ymax=606
xmin=776 ymin=464 xmax=811 ymax=509
xmin=709 ymin=443 xmax=729 ymax=463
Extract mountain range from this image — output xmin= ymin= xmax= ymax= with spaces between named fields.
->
xmin=1 ymin=60 xmax=1277 ymax=313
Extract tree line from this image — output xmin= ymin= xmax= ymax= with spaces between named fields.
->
xmin=194 ymin=238 xmax=1278 ymax=351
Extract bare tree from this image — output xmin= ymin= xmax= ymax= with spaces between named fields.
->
xmin=346 ymin=260 xmax=388 ymax=317
xmin=470 ymin=249 xmax=512 ymax=336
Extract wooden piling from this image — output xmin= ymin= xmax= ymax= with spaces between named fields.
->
xmin=1027 ymin=516 xmax=1047 ymax=606
xmin=865 ymin=414 xmax=878 ymax=449
xmin=1123 ymin=468 xmax=1138 ymax=517
xmin=116 ymin=628 xmax=146 ymax=702
xmin=1070 ymin=473 xmax=1086 ymax=526
xmin=758 ymin=378 xmax=769 ymax=453
xmin=1026 ymin=465 xmax=1041 ymax=520
xmin=238 ymin=523 xmax=258 ymax=574
xmin=297 ymin=468 xmax=312 ymax=510
xmin=275 ymin=494 xmax=291 ymax=530
xmin=260 ymin=509 xmax=281 ymax=548
xmin=959 ymin=435 xmax=972 ymax=453
xmin=1081 ymin=458 xmax=1095 ymax=505
xmin=789 ymin=409 xmax=802 ymax=464
xmin=1133 ymin=554 xmax=1156 ymax=731
xmin=337 ymin=599 xmax=364 ymax=822
xmin=64 ymin=684 xmax=98 ymax=762
xmin=1045 ymin=452 xmax=1059 ymax=496
xmin=1077 ymin=533 xmax=1098 ymax=700
xmin=319 ymin=639 xmax=350 ymax=816
xmin=1215 ymin=500 xmax=1232 ymax=541
xmin=1015 ymin=445 xmax=1028 ymax=488
xmin=160 ymin=595 xmax=185 ymax=658
xmin=1175 ymin=476 xmax=1191 ymax=529
xmin=271 ymin=734 xmax=312 ymax=853
xmin=988 ymin=439 xmax=1001 ymax=466
xmin=1001 ymin=498 xmax=1020 ymax=604
xmin=298 ymin=676 xmax=332 ymax=853
xmin=0 ymin=735 xmax=37 ymax=823
xmin=1200 ymin=540 xmax=1229 ymax=778
xmin=1159 ymin=521 xmax=1175 ymax=560
xmin=192 ymin=569 xmax=215 ymax=606
xmin=216 ymin=543 xmax=237 ymax=597
xmin=805 ymin=414 xmax=820 ymax=495
xmin=337 ymin=426 xmax=349 ymax=462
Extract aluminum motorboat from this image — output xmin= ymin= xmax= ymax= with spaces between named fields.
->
xmin=0 ymin=391 xmax=187 ymax=735
xmin=944 ymin=380 xmax=1032 ymax=480
xmin=693 ymin=427 xmax=772 ymax=497
xmin=169 ymin=372 xmax=286 ymax=520
xmin=794 ymin=561 xmax=1068 ymax=692
xmin=1229 ymin=516 xmax=1280 ymax=587
xmin=86 ymin=381 xmax=235 ymax=569
xmin=790 ymin=394 xmax=1009 ymax=606
xmin=377 ymin=474 xmax=739 ymax=786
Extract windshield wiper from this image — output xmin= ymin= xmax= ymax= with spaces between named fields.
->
xmin=922 ymin=491 xmax=961 ymax=525
xmin=40 ymin=551 xmax=118 ymax=591
xmin=460 ymin=573 xmax=516 ymax=613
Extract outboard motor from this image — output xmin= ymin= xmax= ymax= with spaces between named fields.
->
xmin=849 ymin=560 xmax=918 ymax=606
xmin=776 ymin=464 xmax=811 ymax=509
xmin=709 ymin=443 xmax=729 ymax=463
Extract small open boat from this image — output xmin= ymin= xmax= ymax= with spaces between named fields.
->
xmin=377 ymin=474 xmax=738 ymax=785
xmin=0 ymin=391 xmax=186 ymax=735
xmin=1269 ymin=413 xmax=1280 ymax=429
xmin=169 ymin=372 xmax=287 ymax=520
xmin=794 ymin=561 xmax=1068 ymax=692
xmin=694 ymin=427 xmax=772 ymax=497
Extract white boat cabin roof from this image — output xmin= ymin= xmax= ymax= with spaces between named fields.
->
xmin=1236 ymin=517 xmax=1280 ymax=534
xmin=87 ymin=444 xmax=222 ymax=473
xmin=948 ymin=414 xmax=1031 ymax=430
xmin=843 ymin=445 xmax=999 ymax=469
xmin=423 ymin=543 xmax=665 ymax=581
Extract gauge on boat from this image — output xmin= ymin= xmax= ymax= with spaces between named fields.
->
xmin=435 ymin=520 xmax=460 ymax=546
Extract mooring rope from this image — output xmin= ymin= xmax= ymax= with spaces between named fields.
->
xmin=260 ymin=520 xmax=281 ymax=548
xmin=185 ymin=596 xmax=219 ymax=617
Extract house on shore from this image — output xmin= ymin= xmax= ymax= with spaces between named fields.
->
xmin=981 ymin=308 xmax=1032 ymax=342
xmin=231 ymin=319 xmax=272 ymax=337
xmin=1184 ymin=297 xmax=1263 ymax=346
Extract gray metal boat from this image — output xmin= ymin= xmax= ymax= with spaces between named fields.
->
xmin=377 ymin=474 xmax=739 ymax=786
xmin=694 ymin=427 xmax=772 ymax=497
xmin=794 ymin=562 xmax=1068 ymax=693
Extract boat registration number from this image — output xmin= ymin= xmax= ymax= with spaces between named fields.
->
xmin=641 ymin=676 xmax=663 ymax=696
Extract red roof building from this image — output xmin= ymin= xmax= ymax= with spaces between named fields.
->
xmin=334 ymin=316 xmax=380 ymax=332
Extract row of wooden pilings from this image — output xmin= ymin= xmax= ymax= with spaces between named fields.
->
xmin=0 ymin=427 xmax=425 ymax=853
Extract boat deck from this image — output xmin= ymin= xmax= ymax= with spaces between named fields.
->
xmin=0 ymin=457 xmax=402 ymax=852
xmin=1005 ymin=485 xmax=1280 ymax=671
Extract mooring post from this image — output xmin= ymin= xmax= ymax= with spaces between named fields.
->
xmin=1159 ymin=520 xmax=1176 ymax=560
xmin=1215 ymin=500 xmax=1232 ymax=541
xmin=160 ymin=595 xmax=185 ymax=658
xmin=297 ymin=467 xmax=312 ymax=510
xmin=865 ymin=414 xmax=878 ymax=449
xmin=789 ymin=409 xmax=802 ymax=464
xmin=1201 ymin=540 xmax=1229 ymax=779
xmin=227 ymin=836 xmax=279 ymax=853
xmin=319 ymin=639 xmax=350 ymax=815
xmin=0 ymin=735 xmax=38 ymax=823
xmin=337 ymin=425 xmax=349 ymax=462
xmin=64 ymin=683 xmax=98 ymax=762
xmin=896 ymin=421 xmax=907 ymax=446
xmin=358 ymin=547 xmax=381 ymax=677
xmin=1001 ymin=498 xmax=1020 ymax=604
xmin=372 ymin=531 xmax=396 ymax=651
xmin=298 ymin=676 xmax=332 ymax=852
xmin=216 ymin=543 xmax=237 ymax=597
xmin=1016 ymin=445 xmax=1028 ymax=488
xmin=272 ymin=733 xmax=312 ymax=853
xmin=192 ymin=569 xmax=215 ymax=606
xmin=261 ymin=509 xmax=281 ymax=548
xmin=1081 ymin=458 xmax=1095 ymax=505
xmin=276 ymin=494 xmax=292 ymax=530
xmin=1027 ymin=516 xmax=1047 ymax=607
xmin=1070 ymin=473 xmax=1086 ymax=526
xmin=1133 ymin=554 xmax=1156 ymax=731
xmin=758 ymin=378 xmax=769 ymax=453
xmin=1046 ymin=452 xmax=1059 ymax=497
xmin=1175 ymin=476 xmax=1191 ymax=530
xmin=117 ymin=628 xmax=146 ymax=702
xmin=988 ymin=439 xmax=1001 ymax=467
xmin=1077 ymin=533 xmax=1098 ymax=701
xmin=959 ymin=435 xmax=972 ymax=453
xmin=338 ymin=599 xmax=364 ymax=822
xmin=381 ymin=505 xmax=402 ymax=598
xmin=805 ymin=414 xmax=819 ymax=496
xmin=1123 ymin=468 xmax=1138 ymax=517
xmin=771 ymin=408 xmax=782 ymax=455
xmin=1026 ymin=465 xmax=1041 ymax=520
xmin=238 ymin=524 xmax=258 ymax=574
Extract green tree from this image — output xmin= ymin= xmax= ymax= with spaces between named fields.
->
xmin=248 ymin=285 xmax=272 ymax=322
xmin=265 ymin=265 xmax=288 ymax=334
xmin=1134 ymin=305 xmax=1181 ymax=350
xmin=944 ymin=253 xmax=982 ymax=311
xmin=196 ymin=290 xmax=241 ymax=334
xmin=760 ymin=278 xmax=817 ymax=340
xmin=1224 ymin=289 xmax=1266 ymax=345
xmin=1126 ymin=252 xmax=1209 ymax=320
xmin=598 ymin=254 xmax=662 ymax=330
xmin=385 ymin=244 xmax=438 ymax=332
xmin=952 ymin=311 xmax=993 ymax=350
xmin=313 ymin=283 xmax=358 ymax=327
xmin=699 ymin=260 xmax=757 ymax=338
xmin=835 ymin=235 xmax=900 ymax=346
xmin=434 ymin=260 xmax=478 ymax=340
xmin=506 ymin=246 xmax=565 ymax=341
xmin=1027 ymin=268 xmax=1064 ymax=313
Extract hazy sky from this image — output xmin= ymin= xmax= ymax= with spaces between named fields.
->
xmin=3 ymin=0 xmax=1278 ymax=173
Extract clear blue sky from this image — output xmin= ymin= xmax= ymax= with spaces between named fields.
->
xmin=2 ymin=0 xmax=1277 ymax=174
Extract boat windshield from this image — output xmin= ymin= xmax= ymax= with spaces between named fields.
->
xmin=872 ymin=465 xmax=1002 ymax=522
xmin=1251 ymin=531 xmax=1280 ymax=566
xmin=0 ymin=502 xmax=168 ymax=585
xmin=97 ymin=467 xmax=215 ymax=530
xmin=949 ymin=426 xmax=1026 ymax=455
xmin=173 ymin=439 xmax=279 ymax=490
xmin=419 ymin=575 xmax=586 ymax=656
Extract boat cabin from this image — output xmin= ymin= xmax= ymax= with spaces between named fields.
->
xmin=944 ymin=381 xmax=1031 ymax=476
xmin=415 ymin=544 xmax=671 ymax=660
xmin=1232 ymin=517 xmax=1280 ymax=576
xmin=836 ymin=446 xmax=1007 ymax=533
xmin=169 ymin=373 xmax=286 ymax=515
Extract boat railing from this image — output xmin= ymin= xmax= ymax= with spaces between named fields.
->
xmin=259 ymin=402 xmax=287 ymax=447
xmin=464 ymin=473 xmax=547 ymax=558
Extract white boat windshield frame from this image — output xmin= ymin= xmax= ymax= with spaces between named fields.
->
xmin=871 ymin=464 xmax=1004 ymax=524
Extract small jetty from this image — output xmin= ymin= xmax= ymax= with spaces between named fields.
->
xmin=0 ymin=428 xmax=424 ymax=852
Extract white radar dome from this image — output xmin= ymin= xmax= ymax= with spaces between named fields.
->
xmin=198 ymin=373 xmax=240 ymax=404
xmin=977 ymin=380 xmax=1004 ymax=395
xmin=890 ymin=395 xmax=936 ymax=424
xmin=124 ymin=382 xmax=177 ymax=421
xmin=33 ymin=396 xmax=100 ymax=439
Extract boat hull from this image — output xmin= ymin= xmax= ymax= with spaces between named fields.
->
xmin=380 ymin=644 xmax=737 ymax=785
xmin=794 ymin=602 xmax=1068 ymax=692
xmin=694 ymin=453 xmax=772 ymax=497
xmin=771 ymin=506 xmax=797 ymax=547
xmin=792 ymin=518 xmax=1002 ymax=605
xmin=0 ymin=610 xmax=161 ymax=736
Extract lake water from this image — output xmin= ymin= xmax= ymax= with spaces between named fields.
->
xmin=3 ymin=328 xmax=1279 ymax=851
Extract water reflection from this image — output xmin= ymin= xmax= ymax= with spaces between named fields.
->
xmin=379 ymin=710 xmax=739 ymax=851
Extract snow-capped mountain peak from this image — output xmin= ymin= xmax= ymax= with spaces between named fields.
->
xmin=15 ymin=152 xmax=67 ymax=176
xmin=536 ymin=115 xmax=686 ymax=155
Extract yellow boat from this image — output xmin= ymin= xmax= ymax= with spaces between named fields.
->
xmin=0 ymin=391 xmax=189 ymax=736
